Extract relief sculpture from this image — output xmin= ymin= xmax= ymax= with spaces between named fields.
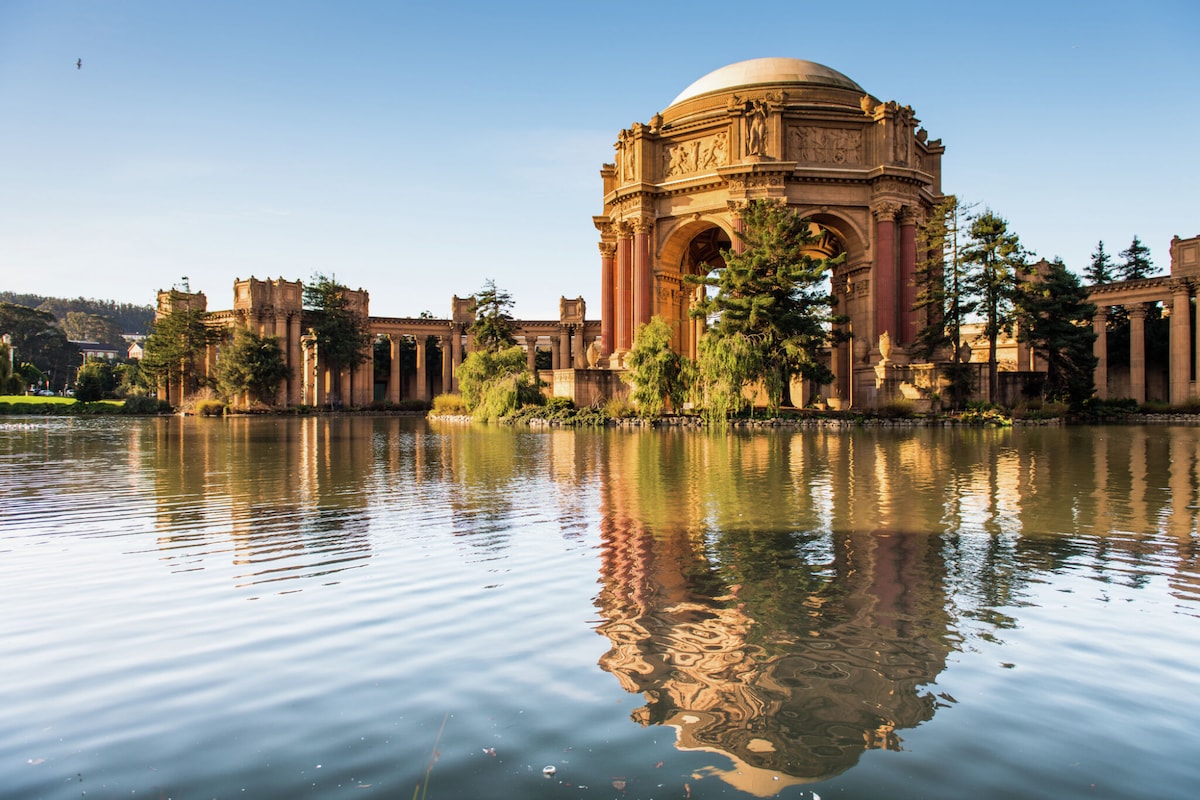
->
xmin=663 ymin=131 xmax=729 ymax=178
xmin=789 ymin=127 xmax=863 ymax=165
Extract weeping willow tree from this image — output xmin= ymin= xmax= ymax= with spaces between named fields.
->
xmin=623 ymin=316 xmax=686 ymax=418
xmin=687 ymin=199 xmax=845 ymax=419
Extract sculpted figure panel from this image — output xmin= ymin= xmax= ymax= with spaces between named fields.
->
xmin=789 ymin=126 xmax=863 ymax=165
xmin=663 ymin=131 xmax=729 ymax=178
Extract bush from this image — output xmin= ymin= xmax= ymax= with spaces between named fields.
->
xmin=122 ymin=396 xmax=171 ymax=415
xmin=879 ymin=397 xmax=915 ymax=419
xmin=195 ymin=399 xmax=227 ymax=416
xmin=602 ymin=395 xmax=635 ymax=419
xmin=431 ymin=393 xmax=467 ymax=415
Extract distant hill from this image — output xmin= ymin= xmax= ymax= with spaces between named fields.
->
xmin=0 ymin=292 xmax=154 ymax=335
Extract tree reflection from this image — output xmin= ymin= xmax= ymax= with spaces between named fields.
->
xmin=593 ymin=424 xmax=1200 ymax=791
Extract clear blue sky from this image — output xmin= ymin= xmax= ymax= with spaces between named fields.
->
xmin=1 ymin=0 xmax=1196 ymax=318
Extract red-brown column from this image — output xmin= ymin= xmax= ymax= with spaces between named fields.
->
xmin=633 ymin=220 xmax=652 ymax=333
xmin=599 ymin=242 xmax=616 ymax=356
xmin=729 ymin=202 xmax=746 ymax=255
xmin=873 ymin=203 xmax=899 ymax=346
xmin=898 ymin=207 xmax=918 ymax=345
xmin=616 ymin=224 xmax=632 ymax=350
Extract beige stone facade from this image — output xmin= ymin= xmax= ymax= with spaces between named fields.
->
xmin=595 ymin=58 xmax=945 ymax=408
xmin=156 ymin=278 xmax=601 ymax=408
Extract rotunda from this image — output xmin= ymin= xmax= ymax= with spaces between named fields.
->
xmin=595 ymin=57 xmax=945 ymax=407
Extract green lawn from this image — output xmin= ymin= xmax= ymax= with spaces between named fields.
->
xmin=0 ymin=395 xmax=123 ymax=407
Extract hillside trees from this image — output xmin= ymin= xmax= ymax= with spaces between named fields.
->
xmin=687 ymin=199 xmax=845 ymax=418
xmin=0 ymin=303 xmax=79 ymax=390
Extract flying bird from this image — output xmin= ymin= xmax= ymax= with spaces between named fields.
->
xmin=76 ymin=58 xmax=81 ymax=69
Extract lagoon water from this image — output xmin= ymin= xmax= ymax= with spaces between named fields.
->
xmin=2 ymin=416 xmax=1199 ymax=799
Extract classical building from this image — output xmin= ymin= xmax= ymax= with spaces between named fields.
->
xmin=154 ymin=278 xmax=604 ymax=408
xmin=595 ymin=57 xmax=945 ymax=408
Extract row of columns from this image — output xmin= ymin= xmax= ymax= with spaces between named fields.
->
xmin=1092 ymin=287 xmax=1198 ymax=404
xmin=872 ymin=202 xmax=919 ymax=348
xmin=603 ymin=219 xmax=653 ymax=355
xmin=373 ymin=325 xmax=593 ymax=405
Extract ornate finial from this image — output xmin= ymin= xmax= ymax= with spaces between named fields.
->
xmin=860 ymin=95 xmax=874 ymax=115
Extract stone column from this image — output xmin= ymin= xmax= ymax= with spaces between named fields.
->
xmin=288 ymin=314 xmax=302 ymax=406
xmin=558 ymin=327 xmax=571 ymax=370
xmin=1129 ymin=304 xmax=1148 ymax=404
xmin=898 ymin=207 xmax=918 ymax=345
xmin=415 ymin=337 xmax=428 ymax=402
xmin=873 ymin=202 xmax=899 ymax=347
xmin=525 ymin=335 xmax=538 ymax=373
xmin=450 ymin=325 xmax=463 ymax=393
xmin=439 ymin=334 xmax=452 ymax=396
xmin=632 ymin=219 xmax=652 ymax=333
xmin=728 ymin=201 xmax=745 ymax=255
xmin=1171 ymin=283 xmax=1192 ymax=405
xmin=388 ymin=336 xmax=401 ymax=404
xmin=599 ymin=242 xmax=616 ymax=356
xmin=574 ymin=327 xmax=588 ymax=369
xmin=549 ymin=335 xmax=561 ymax=370
xmin=616 ymin=223 xmax=632 ymax=351
xmin=1093 ymin=307 xmax=1108 ymax=400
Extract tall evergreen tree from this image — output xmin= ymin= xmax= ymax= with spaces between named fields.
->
xmin=216 ymin=327 xmax=291 ymax=405
xmin=1015 ymin=259 xmax=1097 ymax=407
xmin=687 ymin=199 xmax=845 ymax=417
xmin=140 ymin=295 xmax=218 ymax=403
xmin=912 ymin=195 xmax=975 ymax=363
xmin=962 ymin=210 xmax=1027 ymax=402
xmin=1085 ymin=241 xmax=1115 ymax=285
xmin=303 ymin=273 xmax=372 ymax=406
xmin=468 ymin=279 xmax=517 ymax=354
xmin=1118 ymin=235 xmax=1156 ymax=281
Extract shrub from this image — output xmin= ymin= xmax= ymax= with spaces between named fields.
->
xmin=602 ymin=395 xmax=635 ymax=419
xmin=879 ymin=397 xmax=915 ymax=419
xmin=195 ymin=399 xmax=227 ymax=416
xmin=122 ymin=396 xmax=171 ymax=414
xmin=431 ymin=393 xmax=467 ymax=416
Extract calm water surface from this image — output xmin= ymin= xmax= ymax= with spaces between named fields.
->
xmin=2 ymin=416 xmax=1198 ymax=799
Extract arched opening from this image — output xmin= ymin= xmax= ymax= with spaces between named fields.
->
xmin=660 ymin=222 xmax=733 ymax=359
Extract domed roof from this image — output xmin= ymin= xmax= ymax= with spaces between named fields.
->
xmin=669 ymin=58 xmax=864 ymax=106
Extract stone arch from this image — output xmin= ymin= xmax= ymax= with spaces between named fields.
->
xmin=657 ymin=217 xmax=734 ymax=358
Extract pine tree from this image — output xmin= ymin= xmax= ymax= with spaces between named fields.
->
xmin=302 ymin=274 xmax=372 ymax=406
xmin=468 ymin=279 xmax=518 ymax=354
xmin=1085 ymin=241 xmax=1115 ymax=285
xmin=216 ymin=327 xmax=291 ymax=405
xmin=140 ymin=296 xmax=218 ymax=403
xmin=1015 ymin=258 xmax=1097 ymax=406
xmin=687 ymin=199 xmax=845 ymax=417
xmin=912 ymin=195 xmax=975 ymax=363
xmin=962 ymin=210 xmax=1027 ymax=402
xmin=1118 ymin=236 xmax=1156 ymax=281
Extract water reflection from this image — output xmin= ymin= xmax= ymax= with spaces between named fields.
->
xmin=590 ymin=426 xmax=1200 ymax=793
xmin=146 ymin=417 xmax=376 ymax=592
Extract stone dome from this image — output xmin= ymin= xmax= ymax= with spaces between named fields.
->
xmin=669 ymin=58 xmax=864 ymax=107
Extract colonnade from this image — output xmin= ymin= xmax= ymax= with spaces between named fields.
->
xmin=1090 ymin=276 xmax=1198 ymax=404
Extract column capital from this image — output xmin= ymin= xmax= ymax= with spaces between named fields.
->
xmin=898 ymin=205 xmax=920 ymax=225
xmin=632 ymin=219 xmax=653 ymax=236
xmin=598 ymin=241 xmax=617 ymax=258
xmin=616 ymin=220 xmax=634 ymax=238
xmin=1093 ymin=306 xmax=1109 ymax=322
xmin=871 ymin=201 xmax=902 ymax=221
xmin=1128 ymin=303 xmax=1150 ymax=320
